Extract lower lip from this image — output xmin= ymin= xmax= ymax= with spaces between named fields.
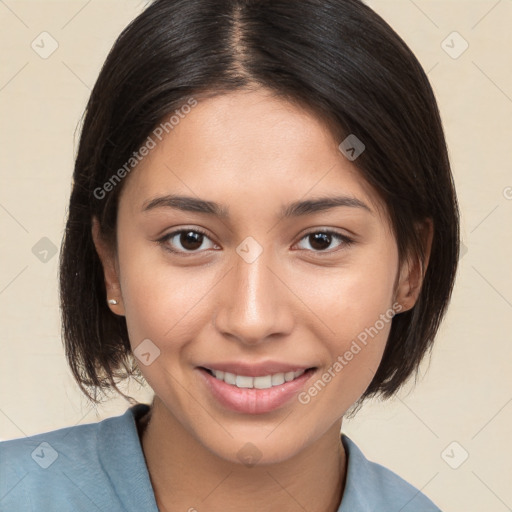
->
xmin=197 ymin=367 xmax=316 ymax=414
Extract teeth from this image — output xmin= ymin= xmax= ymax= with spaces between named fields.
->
xmin=254 ymin=375 xmax=272 ymax=389
xmin=271 ymin=373 xmax=285 ymax=386
xmin=285 ymin=371 xmax=295 ymax=382
xmin=211 ymin=369 xmax=306 ymax=389
xmin=235 ymin=375 xmax=253 ymax=388
xmin=223 ymin=371 xmax=236 ymax=385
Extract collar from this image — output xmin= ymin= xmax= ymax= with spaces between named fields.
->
xmin=101 ymin=403 xmax=426 ymax=512
xmin=97 ymin=403 xmax=159 ymax=512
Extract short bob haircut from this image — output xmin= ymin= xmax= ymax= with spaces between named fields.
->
xmin=59 ymin=0 xmax=459 ymax=405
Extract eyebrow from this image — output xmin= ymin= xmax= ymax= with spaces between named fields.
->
xmin=141 ymin=194 xmax=373 ymax=218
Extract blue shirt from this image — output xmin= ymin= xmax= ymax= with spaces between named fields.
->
xmin=0 ymin=403 xmax=441 ymax=511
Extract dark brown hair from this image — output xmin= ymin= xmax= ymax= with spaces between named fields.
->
xmin=60 ymin=0 xmax=460 ymax=404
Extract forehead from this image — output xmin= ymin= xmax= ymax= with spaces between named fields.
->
xmin=119 ymin=89 xmax=388 ymax=224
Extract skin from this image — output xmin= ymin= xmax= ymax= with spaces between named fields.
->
xmin=92 ymin=87 xmax=432 ymax=512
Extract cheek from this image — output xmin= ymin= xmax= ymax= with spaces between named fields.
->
xmin=298 ymin=268 xmax=395 ymax=412
xmin=116 ymin=232 xmax=205 ymax=349
xmin=121 ymin=270 xmax=208 ymax=352
xmin=295 ymin=253 xmax=397 ymax=340
xmin=293 ymin=248 xmax=397 ymax=406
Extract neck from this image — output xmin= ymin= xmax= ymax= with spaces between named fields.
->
xmin=139 ymin=397 xmax=346 ymax=512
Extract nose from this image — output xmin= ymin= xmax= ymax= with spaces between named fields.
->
xmin=212 ymin=248 xmax=294 ymax=346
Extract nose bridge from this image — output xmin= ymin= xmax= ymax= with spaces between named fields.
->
xmin=214 ymin=242 xmax=293 ymax=344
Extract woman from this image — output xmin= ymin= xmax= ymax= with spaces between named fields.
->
xmin=0 ymin=0 xmax=458 ymax=510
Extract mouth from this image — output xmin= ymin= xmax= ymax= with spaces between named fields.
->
xmin=200 ymin=366 xmax=317 ymax=389
xmin=197 ymin=366 xmax=318 ymax=414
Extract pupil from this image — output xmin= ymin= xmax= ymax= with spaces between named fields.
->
xmin=181 ymin=231 xmax=203 ymax=250
xmin=310 ymin=233 xmax=331 ymax=251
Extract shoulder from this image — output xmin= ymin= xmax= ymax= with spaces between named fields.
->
xmin=1 ymin=418 xmax=101 ymax=511
xmin=0 ymin=403 xmax=155 ymax=512
xmin=340 ymin=435 xmax=442 ymax=512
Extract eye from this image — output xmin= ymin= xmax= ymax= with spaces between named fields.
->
xmin=157 ymin=228 xmax=218 ymax=255
xmin=295 ymin=230 xmax=354 ymax=253
xmin=156 ymin=228 xmax=354 ymax=256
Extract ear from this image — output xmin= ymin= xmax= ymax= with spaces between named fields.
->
xmin=91 ymin=216 xmax=126 ymax=316
xmin=394 ymin=218 xmax=433 ymax=313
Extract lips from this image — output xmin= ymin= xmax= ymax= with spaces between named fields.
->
xmin=198 ymin=366 xmax=317 ymax=414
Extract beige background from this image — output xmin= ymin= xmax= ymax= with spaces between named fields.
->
xmin=1 ymin=1 xmax=511 ymax=510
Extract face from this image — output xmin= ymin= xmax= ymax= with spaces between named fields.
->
xmin=93 ymin=88 xmax=420 ymax=465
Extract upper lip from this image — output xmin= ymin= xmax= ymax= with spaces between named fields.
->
xmin=199 ymin=361 xmax=316 ymax=377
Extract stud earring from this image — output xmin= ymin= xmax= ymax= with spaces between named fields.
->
xmin=108 ymin=299 xmax=119 ymax=305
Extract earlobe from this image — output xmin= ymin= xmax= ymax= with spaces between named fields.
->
xmin=91 ymin=216 xmax=126 ymax=316
xmin=394 ymin=219 xmax=433 ymax=313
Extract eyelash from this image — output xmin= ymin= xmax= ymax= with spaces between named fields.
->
xmin=156 ymin=228 xmax=355 ymax=256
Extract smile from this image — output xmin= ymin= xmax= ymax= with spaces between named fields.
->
xmin=198 ymin=366 xmax=317 ymax=414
